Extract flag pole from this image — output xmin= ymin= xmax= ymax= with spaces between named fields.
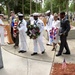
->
xmin=49 ymin=48 xmax=57 ymax=75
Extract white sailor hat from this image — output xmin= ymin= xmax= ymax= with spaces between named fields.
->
xmin=45 ymin=10 xmax=50 ymax=14
xmin=18 ymin=13 xmax=24 ymax=17
xmin=54 ymin=13 xmax=58 ymax=17
xmin=33 ymin=12 xmax=39 ymax=16
xmin=0 ymin=14 xmax=4 ymax=17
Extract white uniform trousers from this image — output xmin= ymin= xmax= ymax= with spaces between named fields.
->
xmin=0 ymin=29 xmax=4 ymax=45
xmin=44 ymin=26 xmax=53 ymax=45
xmin=47 ymin=30 xmax=53 ymax=45
xmin=33 ymin=34 xmax=45 ymax=53
xmin=19 ymin=31 xmax=27 ymax=51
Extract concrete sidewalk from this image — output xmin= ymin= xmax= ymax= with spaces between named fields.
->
xmin=0 ymin=36 xmax=54 ymax=75
xmin=54 ymin=39 xmax=75 ymax=63
xmin=0 ymin=49 xmax=51 ymax=75
xmin=0 ymin=35 xmax=75 ymax=75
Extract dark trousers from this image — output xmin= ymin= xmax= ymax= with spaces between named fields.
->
xmin=58 ymin=35 xmax=70 ymax=54
xmin=14 ymin=33 xmax=19 ymax=46
xmin=11 ymin=27 xmax=15 ymax=43
xmin=11 ymin=27 xmax=19 ymax=46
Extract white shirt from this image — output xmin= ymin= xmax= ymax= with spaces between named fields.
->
xmin=45 ymin=15 xmax=54 ymax=31
xmin=0 ymin=19 xmax=4 ymax=31
xmin=32 ymin=18 xmax=44 ymax=33
xmin=52 ymin=20 xmax=60 ymax=29
xmin=48 ymin=15 xmax=54 ymax=27
xmin=18 ymin=19 xmax=27 ymax=32
xmin=29 ymin=16 xmax=34 ymax=21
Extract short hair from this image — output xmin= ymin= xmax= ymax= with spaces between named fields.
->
xmin=60 ymin=12 xmax=65 ymax=15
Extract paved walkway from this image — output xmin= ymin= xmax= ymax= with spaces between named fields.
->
xmin=0 ymin=35 xmax=75 ymax=75
xmin=0 ymin=49 xmax=51 ymax=75
xmin=1 ymin=36 xmax=53 ymax=75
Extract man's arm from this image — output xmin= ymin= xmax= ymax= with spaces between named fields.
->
xmin=64 ymin=20 xmax=70 ymax=34
xmin=0 ymin=24 xmax=5 ymax=26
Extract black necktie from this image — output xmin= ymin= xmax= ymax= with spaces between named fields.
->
xmin=34 ymin=21 xmax=36 ymax=25
xmin=18 ymin=20 xmax=22 ymax=28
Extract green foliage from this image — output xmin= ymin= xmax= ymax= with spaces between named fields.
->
xmin=44 ymin=0 xmax=51 ymax=12
xmin=0 ymin=0 xmax=41 ymax=15
xmin=44 ymin=0 xmax=69 ymax=13
xmin=69 ymin=3 xmax=74 ymax=12
xmin=0 ymin=6 xmax=4 ymax=13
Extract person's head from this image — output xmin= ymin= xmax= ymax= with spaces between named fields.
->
xmin=0 ymin=14 xmax=4 ymax=19
xmin=10 ymin=11 xmax=15 ymax=16
xmin=60 ymin=12 xmax=65 ymax=19
xmin=54 ymin=13 xmax=58 ymax=21
xmin=18 ymin=13 xmax=24 ymax=21
xmin=30 ymin=14 xmax=33 ymax=17
xmin=33 ymin=13 xmax=39 ymax=20
xmin=45 ymin=10 xmax=51 ymax=16
xmin=39 ymin=13 xmax=42 ymax=17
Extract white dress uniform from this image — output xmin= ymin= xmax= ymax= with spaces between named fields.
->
xmin=45 ymin=14 xmax=54 ymax=45
xmin=0 ymin=19 xmax=5 ymax=45
xmin=51 ymin=20 xmax=60 ymax=43
xmin=29 ymin=16 xmax=34 ymax=25
xmin=18 ymin=19 xmax=27 ymax=51
xmin=33 ymin=19 xmax=45 ymax=53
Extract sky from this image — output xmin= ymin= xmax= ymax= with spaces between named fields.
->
xmin=33 ymin=0 xmax=44 ymax=8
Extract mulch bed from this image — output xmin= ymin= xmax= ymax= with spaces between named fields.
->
xmin=50 ymin=63 xmax=75 ymax=75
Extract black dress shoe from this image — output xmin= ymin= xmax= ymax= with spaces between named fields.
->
xmin=0 ymin=66 xmax=3 ymax=69
xmin=46 ymin=44 xmax=52 ymax=46
xmin=31 ymin=53 xmax=38 ymax=56
xmin=18 ymin=50 xmax=26 ymax=53
xmin=63 ymin=52 xmax=70 ymax=55
xmin=56 ymin=53 xmax=61 ymax=56
xmin=42 ymin=51 xmax=45 ymax=54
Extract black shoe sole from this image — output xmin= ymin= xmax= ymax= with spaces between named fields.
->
xmin=31 ymin=53 xmax=38 ymax=56
xmin=46 ymin=44 xmax=52 ymax=46
xmin=63 ymin=53 xmax=70 ymax=55
xmin=0 ymin=66 xmax=3 ymax=69
xmin=18 ymin=51 xmax=27 ymax=53
xmin=56 ymin=54 xmax=61 ymax=56
xmin=42 ymin=51 xmax=45 ymax=54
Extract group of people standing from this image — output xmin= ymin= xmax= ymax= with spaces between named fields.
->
xmin=9 ymin=11 xmax=28 ymax=53
xmin=44 ymin=10 xmax=70 ymax=56
xmin=0 ymin=10 xmax=71 ymax=56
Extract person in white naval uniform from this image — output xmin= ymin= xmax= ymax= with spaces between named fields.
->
xmin=51 ymin=13 xmax=60 ymax=51
xmin=31 ymin=13 xmax=45 ymax=56
xmin=0 ymin=14 xmax=5 ymax=45
xmin=45 ymin=10 xmax=54 ymax=46
xmin=18 ymin=13 xmax=27 ymax=53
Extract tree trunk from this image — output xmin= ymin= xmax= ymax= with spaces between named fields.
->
xmin=30 ymin=0 xmax=32 ymax=15
xmin=59 ymin=0 xmax=61 ymax=13
xmin=22 ymin=0 xmax=24 ymax=15
xmin=6 ymin=2 xmax=10 ymax=19
xmin=59 ymin=7 xmax=61 ymax=13
xmin=74 ymin=2 xmax=75 ymax=12
xmin=51 ymin=1 xmax=53 ymax=14
xmin=66 ymin=0 xmax=69 ymax=15
xmin=35 ymin=0 xmax=38 ymax=12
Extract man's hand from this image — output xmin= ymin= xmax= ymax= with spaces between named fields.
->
xmin=59 ymin=33 xmax=63 ymax=36
xmin=0 ymin=24 xmax=5 ymax=26
xmin=46 ymin=30 xmax=47 ymax=32
xmin=63 ymin=31 xmax=66 ymax=35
